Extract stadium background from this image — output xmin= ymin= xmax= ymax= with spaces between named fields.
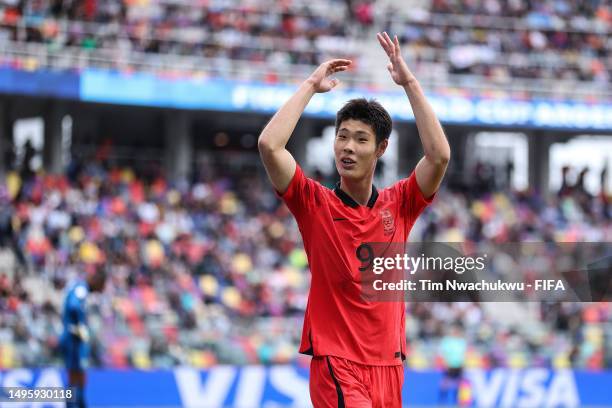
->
xmin=0 ymin=0 xmax=611 ymax=406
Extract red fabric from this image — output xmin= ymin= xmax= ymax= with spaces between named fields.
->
xmin=85 ymin=0 xmax=96 ymax=20
xmin=278 ymin=165 xmax=434 ymax=366
xmin=310 ymin=356 xmax=404 ymax=408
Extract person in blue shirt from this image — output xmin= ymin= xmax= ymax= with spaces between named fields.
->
xmin=60 ymin=268 xmax=106 ymax=408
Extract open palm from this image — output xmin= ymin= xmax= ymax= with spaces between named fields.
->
xmin=377 ymin=32 xmax=415 ymax=86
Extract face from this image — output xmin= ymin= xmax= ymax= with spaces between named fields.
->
xmin=89 ymin=273 xmax=107 ymax=293
xmin=334 ymin=119 xmax=387 ymax=181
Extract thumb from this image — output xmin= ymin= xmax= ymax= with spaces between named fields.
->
xmin=387 ymin=63 xmax=393 ymax=73
xmin=330 ymin=78 xmax=340 ymax=89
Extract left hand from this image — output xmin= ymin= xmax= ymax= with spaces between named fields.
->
xmin=71 ymin=324 xmax=90 ymax=342
xmin=377 ymin=32 xmax=416 ymax=87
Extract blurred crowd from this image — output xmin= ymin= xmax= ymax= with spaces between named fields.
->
xmin=386 ymin=0 xmax=611 ymax=86
xmin=0 ymin=0 xmax=609 ymax=98
xmin=0 ymin=0 xmax=361 ymax=80
xmin=406 ymin=170 xmax=611 ymax=371
xmin=0 ymin=150 xmax=610 ymax=370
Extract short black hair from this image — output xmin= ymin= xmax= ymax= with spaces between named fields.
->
xmin=335 ymin=98 xmax=392 ymax=145
xmin=88 ymin=267 xmax=107 ymax=291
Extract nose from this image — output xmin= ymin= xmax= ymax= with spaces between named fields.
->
xmin=343 ymin=139 xmax=355 ymax=153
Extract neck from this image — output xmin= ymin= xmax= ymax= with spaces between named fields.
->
xmin=340 ymin=174 xmax=373 ymax=206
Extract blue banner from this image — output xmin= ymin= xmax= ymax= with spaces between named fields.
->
xmin=1 ymin=366 xmax=611 ymax=407
xmin=0 ymin=68 xmax=79 ymax=99
xmin=80 ymin=69 xmax=612 ymax=131
xmin=1 ymin=67 xmax=611 ymax=131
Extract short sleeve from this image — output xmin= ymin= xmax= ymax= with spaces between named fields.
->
xmin=275 ymin=164 xmax=320 ymax=221
xmin=395 ymin=170 xmax=436 ymax=227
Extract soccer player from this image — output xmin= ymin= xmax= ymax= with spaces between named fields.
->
xmin=258 ymin=32 xmax=450 ymax=407
xmin=60 ymin=268 xmax=106 ymax=408
xmin=258 ymin=33 xmax=450 ymax=408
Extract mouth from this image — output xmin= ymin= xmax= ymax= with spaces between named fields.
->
xmin=340 ymin=157 xmax=357 ymax=169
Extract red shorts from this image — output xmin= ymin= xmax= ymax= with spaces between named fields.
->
xmin=310 ymin=356 xmax=404 ymax=408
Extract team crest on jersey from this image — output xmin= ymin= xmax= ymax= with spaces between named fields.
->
xmin=380 ymin=209 xmax=395 ymax=235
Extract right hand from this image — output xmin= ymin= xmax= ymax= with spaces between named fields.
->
xmin=305 ymin=59 xmax=352 ymax=93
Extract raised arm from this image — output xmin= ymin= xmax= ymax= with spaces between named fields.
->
xmin=258 ymin=59 xmax=351 ymax=194
xmin=377 ymin=32 xmax=450 ymax=198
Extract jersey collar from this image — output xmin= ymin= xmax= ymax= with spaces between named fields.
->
xmin=334 ymin=182 xmax=379 ymax=208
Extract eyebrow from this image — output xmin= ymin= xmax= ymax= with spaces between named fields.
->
xmin=339 ymin=128 xmax=372 ymax=136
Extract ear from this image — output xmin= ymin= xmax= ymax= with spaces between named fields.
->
xmin=376 ymin=139 xmax=388 ymax=158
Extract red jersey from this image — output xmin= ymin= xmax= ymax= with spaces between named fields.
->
xmin=278 ymin=165 xmax=434 ymax=366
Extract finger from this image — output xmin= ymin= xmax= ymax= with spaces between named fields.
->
xmin=385 ymin=32 xmax=397 ymax=56
xmin=329 ymin=59 xmax=352 ymax=67
xmin=383 ymin=34 xmax=395 ymax=59
xmin=377 ymin=32 xmax=390 ymax=53
xmin=333 ymin=62 xmax=350 ymax=69
xmin=324 ymin=60 xmax=348 ymax=73
xmin=328 ymin=66 xmax=349 ymax=77
xmin=377 ymin=32 xmax=391 ymax=55
xmin=394 ymin=35 xmax=401 ymax=55
xmin=383 ymin=32 xmax=395 ymax=54
xmin=377 ymin=33 xmax=393 ymax=58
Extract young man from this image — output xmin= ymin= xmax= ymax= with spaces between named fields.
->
xmin=258 ymin=32 xmax=450 ymax=407
xmin=60 ymin=268 xmax=106 ymax=408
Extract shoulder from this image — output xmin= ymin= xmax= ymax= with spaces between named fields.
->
xmin=295 ymin=165 xmax=329 ymax=193
xmin=380 ymin=177 xmax=408 ymax=202
xmin=279 ymin=164 xmax=330 ymax=208
xmin=384 ymin=171 xmax=434 ymax=202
